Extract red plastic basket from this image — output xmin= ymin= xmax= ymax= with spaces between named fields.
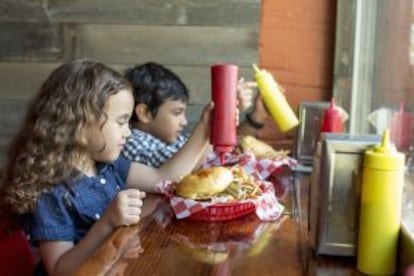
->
xmin=189 ymin=202 xmax=256 ymax=222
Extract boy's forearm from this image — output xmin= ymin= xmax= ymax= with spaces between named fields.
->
xmin=126 ymin=121 xmax=210 ymax=192
xmin=160 ymin=121 xmax=210 ymax=185
xmin=127 ymin=102 xmax=213 ymax=192
xmin=195 ymin=144 xmax=212 ymax=169
xmin=158 ymin=121 xmax=209 ymax=181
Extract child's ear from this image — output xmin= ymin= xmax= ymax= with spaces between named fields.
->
xmin=135 ymin=104 xmax=152 ymax=123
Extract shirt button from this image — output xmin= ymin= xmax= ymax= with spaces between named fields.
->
xmin=100 ymin=178 xmax=106 ymax=185
xmin=117 ymin=185 xmax=120 ymax=190
xmin=95 ymin=213 xmax=100 ymax=220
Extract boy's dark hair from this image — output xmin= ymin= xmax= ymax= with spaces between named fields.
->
xmin=124 ymin=62 xmax=189 ymax=122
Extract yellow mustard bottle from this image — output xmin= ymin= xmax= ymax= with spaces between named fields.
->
xmin=252 ymin=64 xmax=299 ymax=132
xmin=357 ymin=129 xmax=405 ymax=275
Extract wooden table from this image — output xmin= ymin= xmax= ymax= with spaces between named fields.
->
xmin=76 ymin=173 xmax=362 ymax=276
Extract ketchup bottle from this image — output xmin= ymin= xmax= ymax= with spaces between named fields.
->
xmin=210 ymin=64 xmax=238 ymax=164
xmin=320 ymin=98 xmax=343 ymax=133
xmin=390 ymin=102 xmax=411 ymax=152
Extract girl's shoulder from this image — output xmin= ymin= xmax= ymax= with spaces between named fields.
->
xmin=35 ymin=176 xmax=88 ymax=201
xmin=99 ymin=156 xmax=131 ymax=182
xmin=112 ymin=156 xmax=132 ymax=172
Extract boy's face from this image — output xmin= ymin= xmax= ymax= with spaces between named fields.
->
xmin=147 ymin=99 xmax=188 ymax=143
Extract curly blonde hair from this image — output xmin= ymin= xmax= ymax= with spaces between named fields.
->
xmin=0 ymin=60 xmax=131 ymax=216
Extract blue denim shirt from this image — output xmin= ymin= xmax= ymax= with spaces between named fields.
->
xmin=24 ymin=157 xmax=131 ymax=245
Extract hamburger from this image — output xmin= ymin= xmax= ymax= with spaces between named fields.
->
xmin=175 ymin=167 xmax=233 ymax=200
xmin=239 ymin=135 xmax=289 ymax=159
xmin=176 ymin=166 xmax=262 ymax=201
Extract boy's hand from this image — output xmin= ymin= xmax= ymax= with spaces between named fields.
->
xmin=103 ymin=189 xmax=146 ymax=228
xmin=237 ymin=78 xmax=257 ymax=112
xmin=199 ymin=102 xmax=214 ymax=126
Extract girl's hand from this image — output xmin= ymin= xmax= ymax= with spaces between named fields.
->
xmin=250 ymin=93 xmax=268 ymax=122
xmin=237 ymin=78 xmax=257 ymax=112
xmin=103 ymin=189 xmax=146 ymax=228
xmin=235 ymin=108 xmax=240 ymax=126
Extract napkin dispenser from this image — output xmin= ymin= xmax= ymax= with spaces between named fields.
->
xmin=295 ymin=101 xmax=330 ymax=166
xmin=309 ymin=133 xmax=381 ymax=256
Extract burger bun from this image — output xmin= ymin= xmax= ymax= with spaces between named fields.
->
xmin=176 ymin=167 xmax=233 ymax=200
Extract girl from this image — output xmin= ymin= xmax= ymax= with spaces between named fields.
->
xmin=0 ymin=60 xmax=212 ymax=275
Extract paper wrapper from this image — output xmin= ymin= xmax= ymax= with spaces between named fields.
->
xmin=155 ymin=152 xmax=297 ymax=221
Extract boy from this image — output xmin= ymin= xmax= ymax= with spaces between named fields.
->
xmin=122 ymin=62 xmax=268 ymax=167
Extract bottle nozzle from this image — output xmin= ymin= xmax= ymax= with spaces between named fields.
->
xmin=375 ymin=128 xmax=394 ymax=154
xmin=252 ymin=64 xmax=260 ymax=74
xmin=400 ymin=101 xmax=406 ymax=114
xmin=213 ymin=145 xmax=233 ymax=165
xmin=381 ymin=128 xmax=390 ymax=148
xmin=330 ymin=97 xmax=336 ymax=109
xmin=219 ymin=153 xmax=225 ymax=165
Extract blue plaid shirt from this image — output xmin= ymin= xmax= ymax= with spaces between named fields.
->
xmin=121 ymin=128 xmax=189 ymax=168
xmin=23 ymin=157 xmax=131 ymax=245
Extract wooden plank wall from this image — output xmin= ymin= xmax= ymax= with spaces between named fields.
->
xmin=0 ymin=0 xmax=260 ymax=165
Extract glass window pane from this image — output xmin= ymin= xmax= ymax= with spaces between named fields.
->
xmin=334 ymin=0 xmax=413 ymax=153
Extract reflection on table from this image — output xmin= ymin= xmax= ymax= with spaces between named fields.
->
xmin=76 ymin=174 xmax=361 ymax=276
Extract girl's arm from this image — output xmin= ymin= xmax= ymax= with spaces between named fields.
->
xmin=39 ymin=189 xmax=144 ymax=276
xmin=237 ymin=78 xmax=257 ymax=112
xmin=126 ymin=103 xmax=213 ymax=192
xmin=237 ymin=93 xmax=268 ymax=137
xmin=39 ymin=218 xmax=113 ymax=276
xmin=236 ymin=79 xmax=269 ymax=137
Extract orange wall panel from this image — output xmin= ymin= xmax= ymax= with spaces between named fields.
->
xmin=257 ymin=0 xmax=336 ymax=150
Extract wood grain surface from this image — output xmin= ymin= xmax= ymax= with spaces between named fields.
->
xmin=76 ymin=174 xmax=362 ymax=276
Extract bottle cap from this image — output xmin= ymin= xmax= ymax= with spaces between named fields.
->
xmin=214 ymin=145 xmax=233 ymax=165
xmin=389 ymin=101 xmax=411 ymax=151
xmin=321 ymin=98 xmax=343 ymax=133
xmin=364 ymin=129 xmax=405 ymax=170
xmin=326 ymin=98 xmax=341 ymax=116
xmin=214 ymin=145 xmax=233 ymax=154
xmin=252 ymin=64 xmax=260 ymax=74
xmin=252 ymin=63 xmax=266 ymax=78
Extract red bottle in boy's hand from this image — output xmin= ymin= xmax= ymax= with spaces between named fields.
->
xmin=210 ymin=64 xmax=238 ymax=164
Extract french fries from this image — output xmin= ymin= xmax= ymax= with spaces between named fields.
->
xmin=217 ymin=166 xmax=262 ymax=200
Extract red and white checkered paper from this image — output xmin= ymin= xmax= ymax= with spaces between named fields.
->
xmin=155 ymin=152 xmax=297 ymax=221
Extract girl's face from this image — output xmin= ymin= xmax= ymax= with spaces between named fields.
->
xmin=87 ymin=89 xmax=134 ymax=163
xmin=147 ymin=99 xmax=188 ymax=143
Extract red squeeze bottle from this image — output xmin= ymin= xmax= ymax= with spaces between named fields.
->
xmin=390 ymin=102 xmax=411 ymax=152
xmin=210 ymin=64 xmax=238 ymax=164
xmin=321 ymin=98 xmax=343 ymax=133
